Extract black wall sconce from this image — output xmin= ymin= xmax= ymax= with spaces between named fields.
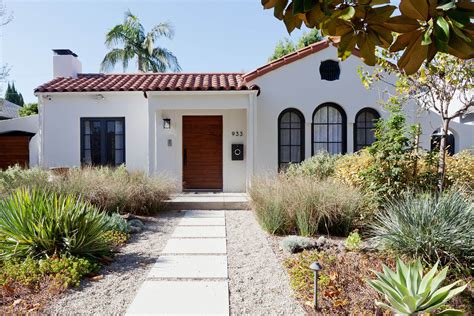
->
xmin=163 ymin=118 xmax=171 ymax=129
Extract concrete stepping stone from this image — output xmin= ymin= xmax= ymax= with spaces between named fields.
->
xmin=179 ymin=217 xmax=225 ymax=226
xmin=148 ymin=255 xmax=227 ymax=279
xmin=184 ymin=210 xmax=225 ymax=218
xmin=162 ymin=238 xmax=227 ymax=254
xmin=126 ymin=280 xmax=229 ymax=315
xmin=172 ymin=225 xmax=226 ymax=238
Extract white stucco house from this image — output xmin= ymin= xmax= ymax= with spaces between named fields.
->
xmin=33 ymin=42 xmax=474 ymax=192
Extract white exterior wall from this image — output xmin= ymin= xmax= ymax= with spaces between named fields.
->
xmin=40 ymin=93 xmax=149 ymax=170
xmin=148 ymin=93 xmax=251 ymax=192
xmin=249 ymin=45 xmax=474 ymax=174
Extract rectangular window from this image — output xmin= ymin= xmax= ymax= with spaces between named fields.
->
xmin=81 ymin=118 xmax=125 ymax=166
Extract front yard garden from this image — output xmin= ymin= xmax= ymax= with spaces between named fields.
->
xmin=250 ymin=108 xmax=474 ymax=315
xmin=0 ymin=166 xmax=174 ymax=313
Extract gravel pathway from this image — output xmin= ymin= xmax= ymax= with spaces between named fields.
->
xmin=226 ymin=211 xmax=305 ymax=316
xmin=47 ymin=211 xmax=182 ymax=316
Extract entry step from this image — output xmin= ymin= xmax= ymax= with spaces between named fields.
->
xmin=166 ymin=192 xmax=250 ymax=210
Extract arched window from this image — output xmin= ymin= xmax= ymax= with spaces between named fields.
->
xmin=431 ymin=129 xmax=455 ymax=156
xmin=278 ymin=108 xmax=305 ymax=170
xmin=312 ymin=103 xmax=347 ymax=155
xmin=354 ymin=108 xmax=380 ymax=151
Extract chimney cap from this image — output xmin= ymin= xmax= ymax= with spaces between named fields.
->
xmin=52 ymin=49 xmax=78 ymax=57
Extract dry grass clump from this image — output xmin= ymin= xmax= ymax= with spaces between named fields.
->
xmin=249 ymin=175 xmax=362 ymax=237
xmin=0 ymin=165 xmax=175 ymax=215
xmin=54 ymin=166 xmax=174 ymax=215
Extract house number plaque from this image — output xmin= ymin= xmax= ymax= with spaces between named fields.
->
xmin=232 ymin=131 xmax=243 ymax=137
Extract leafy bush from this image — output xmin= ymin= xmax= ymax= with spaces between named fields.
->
xmin=102 ymin=230 xmax=129 ymax=249
xmin=0 ymin=189 xmax=112 ymax=259
xmin=334 ymin=150 xmax=374 ymax=188
xmin=286 ymin=152 xmax=340 ymax=179
xmin=250 ymin=175 xmax=362 ymax=236
xmin=18 ymin=103 xmax=38 ymax=117
xmin=345 ymin=230 xmax=362 ymax=251
xmin=281 ymin=235 xmax=315 ymax=254
xmin=371 ymin=190 xmax=474 ymax=267
xmin=0 ymin=255 xmax=99 ymax=287
xmin=367 ymin=259 xmax=467 ymax=315
xmin=0 ymin=165 xmax=174 ymax=215
xmin=446 ymin=150 xmax=474 ymax=191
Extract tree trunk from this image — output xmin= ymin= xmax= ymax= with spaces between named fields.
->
xmin=437 ymin=118 xmax=450 ymax=193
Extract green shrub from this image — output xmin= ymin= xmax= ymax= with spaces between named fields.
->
xmin=250 ymin=176 xmax=362 ymax=236
xmin=0 ymin=255 xmax=99 ymax=287
xmin=367 ymin=258 xmax=467 ymax=315
xmin=345 ymin=230 xmax=362 ymax=251
xmin=446 ymin=150 xmax=474 ymax=191
xmin=102 ymin=230 xmax=129 ymax=249
xmin=371 ymin=190 xmax=474 ymax=267
xmin=0 ymin=189 xmax=112 ymax=259
xmin=286 ymin=151 xmax=340 ymax=179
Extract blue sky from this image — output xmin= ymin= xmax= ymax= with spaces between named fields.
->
xmin=1 ymin=0 xmax=312 ymax=103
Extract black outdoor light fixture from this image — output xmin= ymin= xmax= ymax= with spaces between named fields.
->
xmin=309 ymin=262 xmax=323 ymax=310
xmin=163 ymin=118 xmax=171 ymax=129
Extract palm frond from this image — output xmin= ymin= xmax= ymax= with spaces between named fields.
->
xmin=100 ymin=48 xmax=126 ymax=72
xmin=152 ymin=47 xmax=181 ymax=72
xmin=149 ymin=22 xmax=174 ymax=40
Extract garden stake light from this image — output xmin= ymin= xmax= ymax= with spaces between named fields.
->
xmin=309 ymin=262 xmax=322 ymax=311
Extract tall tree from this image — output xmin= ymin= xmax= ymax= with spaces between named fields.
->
xmin=268 ymin=29 xmax=322 ymax=61
xmin=101 ymin=10 xmax=180 ymax=72
xmin=261 ymin=0 xmax=473 ymax=74
xmin=360 ymin=52 xmax=473 ymax=192
xmin=4 ymin=82 xmax=24 ymax=106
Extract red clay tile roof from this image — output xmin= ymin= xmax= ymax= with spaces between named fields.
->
xmin=35 ymin=73 xmax=252 ymax=93
xmin=36 ymin=39 xmax=355 ymax=93
xmin=243 ymin=40 xmax=330 ymax=82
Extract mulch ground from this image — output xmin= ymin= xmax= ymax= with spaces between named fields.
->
xmin=267 ymin=234 xmax=474 ymax=316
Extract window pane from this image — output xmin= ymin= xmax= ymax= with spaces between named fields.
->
xmin=356 ymin=128 xmax=366 ymax=145
xmin=328 ymin=106 xmax=342 ymax=123
xmin=291 ymin=146 xmax=301 ymax=162
xmin=314 ymin=125 xmax=327 ymax=142
xmin=83 ymin=135 xmax=91 ymax=150
xmin=90 ymin=123 xmax=101 ymax=165
xmin=313 ymin=142 xmax=327 ymax=153
xmin=290 ymin=129 xmax=300 ymax=144
xmin=115 ymin=135 xmax=124 ymax=149
xmin=280 ymin=146 xmax=290 ymax=162
xmin=115 ymin=120 xmax=124 ymax=134
xmin=314 ymin=107 xmax=327 ymax=123
xmin=290 ymin=112 xmax=300 ymax=123
xmin=280 ymin=129 xmax=290 ymax=145
xmin=115 ymin=150 xmax=124 ymax=165
xmin=107 ymin=121 xmax=115 ymax=133
xmin=84 ymin=121 xmax=91 ymax=134
xmin=83 ymin=149 xmax=92 ymax=164
xmin=366 ymin=129 xmax=376 ymax=144
xmin=328 ymin=124 xmax=341 ymax=142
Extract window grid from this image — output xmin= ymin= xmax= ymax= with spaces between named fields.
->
xmin=312 ymin=104 xmax=346 ymax=155
xmin=81 ymin=118 xmax=125 ymax=167
xmin=278 ymin=110 xmax=305 ymax=171
xmin=354 ymin=109 xmax=380 ymax=151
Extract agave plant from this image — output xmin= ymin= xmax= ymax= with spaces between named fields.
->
xmin=367 ymin=259 xmax=467 ymax=315
xmin=0 ymin=189 xmax=112 ymax=259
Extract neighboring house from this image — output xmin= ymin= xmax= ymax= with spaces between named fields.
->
xmin=0 ymin=99 xmax=21 ymax=120
xmin=33 ymin=42 xmax=474 ymax=192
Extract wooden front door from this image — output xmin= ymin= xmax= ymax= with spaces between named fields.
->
xmin=182 ymin=116 xmax=223 ymax=190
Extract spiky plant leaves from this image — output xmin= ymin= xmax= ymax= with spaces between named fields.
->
xmin=366 ymin=258 xmax=467 ymax=314
xmin=0 ymin=189 xmax=112 ymax=259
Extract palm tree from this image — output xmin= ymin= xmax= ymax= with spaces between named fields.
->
xmin=101 ymin=10 xmax=181 ymax=73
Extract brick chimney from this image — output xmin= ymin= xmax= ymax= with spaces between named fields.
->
xmin=52 ymin=49 xmax=82 ymax=78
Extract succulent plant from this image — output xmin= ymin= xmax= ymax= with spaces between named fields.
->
xmin=366 ymin=258 xmax=467 ymax=315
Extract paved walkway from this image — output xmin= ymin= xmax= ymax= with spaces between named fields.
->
xmin=127 ymin=210 xmax=229 ymax=315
